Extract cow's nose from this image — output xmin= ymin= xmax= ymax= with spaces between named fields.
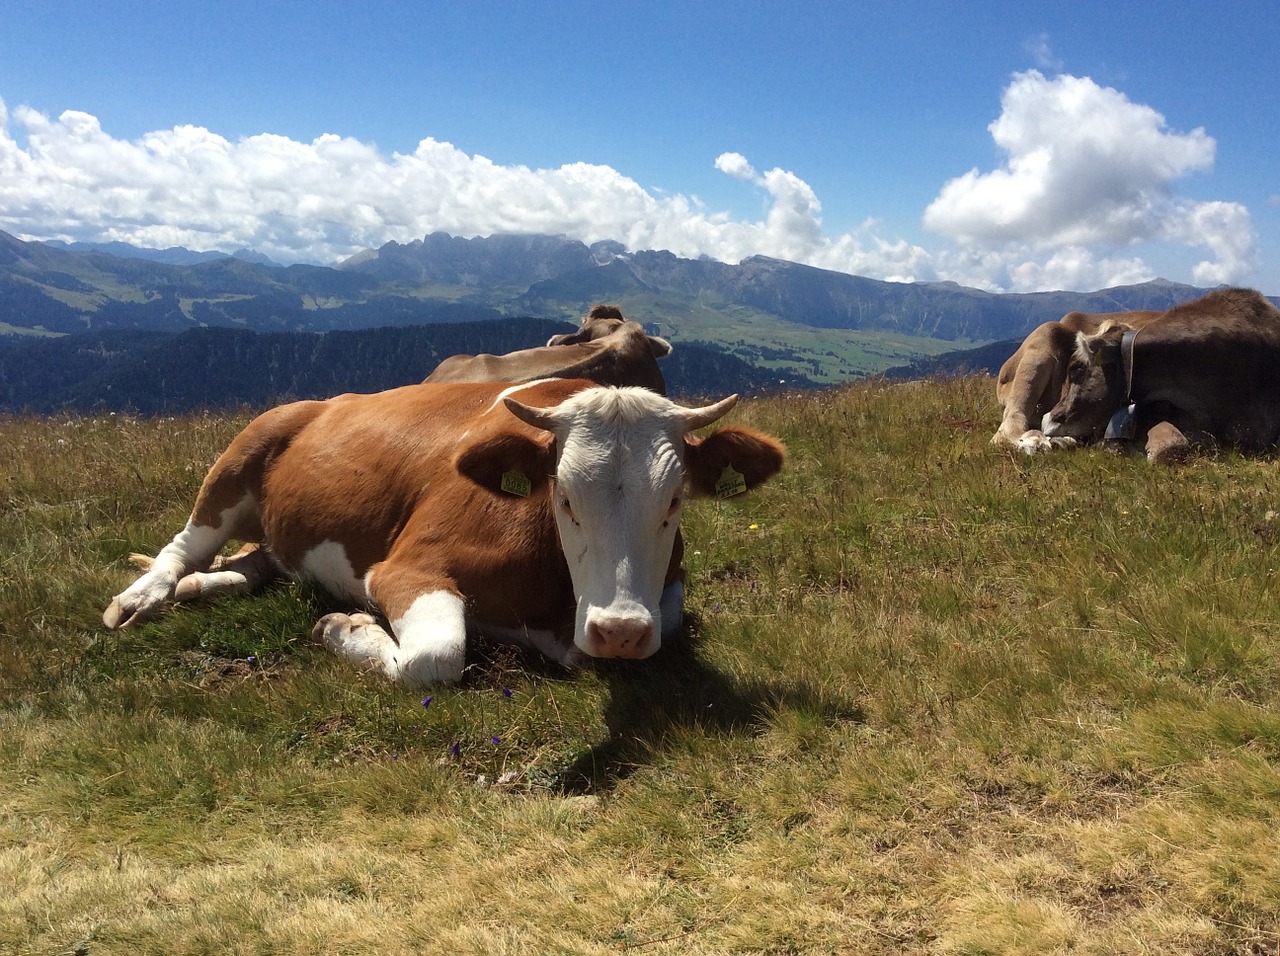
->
xmin=585 ymin=613 xmax=656 ymax=659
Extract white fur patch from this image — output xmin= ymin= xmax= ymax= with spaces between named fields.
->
xmin=298 ymin=541 xmax=366 ymax=601
xmin=389 ymin=591 xmax=467 ymax=685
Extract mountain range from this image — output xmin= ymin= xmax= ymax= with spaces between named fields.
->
xmin=0 ymin=227 xmax=1259 ymax=412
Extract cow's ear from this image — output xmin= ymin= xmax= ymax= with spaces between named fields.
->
xmin=648 ymin=335 xmax=673 ymax=359
xmin=683 ymin=426 xmax=786 ymax=498
xmin=455 ymin=431 xmax=555 ymax=496
xmin=1077 ymin=329 xmax=1122 ymax=367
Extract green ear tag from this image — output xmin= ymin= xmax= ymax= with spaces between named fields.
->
xmin=715 ymin=464 xmax=748 ymax=499
xmin=501 ymin=469 xmax=532 ymax=498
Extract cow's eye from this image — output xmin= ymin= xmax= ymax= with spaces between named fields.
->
xmin=559 ymin=496 xmax=577 ymax=522
xmin=662 ymin=496 xmax=682 ymax=528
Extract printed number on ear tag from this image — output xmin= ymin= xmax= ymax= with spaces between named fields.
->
xmin=501 ymin=469 xmax=532 ymax=498
xmin=715 ymin=465 xmax=748 ymax=499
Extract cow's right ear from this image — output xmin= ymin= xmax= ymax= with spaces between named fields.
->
xmin=455 ymin=432 xmax=555 ymax=496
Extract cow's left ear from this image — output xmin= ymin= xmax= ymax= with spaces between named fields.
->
xmin=1077 ymin=327 xmax=1125 ymax=366
xmin=455 ymin=431 xmax=556 ymax=497
xmin=684 ymin=427 xmax=786 ymax=498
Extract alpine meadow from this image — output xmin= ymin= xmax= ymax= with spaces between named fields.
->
xmin=4 ymin=375 xmax=1280 ymax=955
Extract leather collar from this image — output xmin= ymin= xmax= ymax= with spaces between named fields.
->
xmin=1120 ymin=328 xmax=1139 ymax=401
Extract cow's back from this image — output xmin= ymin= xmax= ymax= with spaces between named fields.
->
xmin=1135 ymin=289 xmax=1280 ymax=448
xmin=426 ymin=322 xmax=667 ymax=394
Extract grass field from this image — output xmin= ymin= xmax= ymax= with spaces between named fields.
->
xmin=3 ymin=377 xmax=1279 ymax=954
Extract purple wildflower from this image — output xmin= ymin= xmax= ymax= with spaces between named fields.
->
xmin=450 ymin=741 xmax=461 ymax=758
xmin=502 ymin=687 xmax=513 ymax=699
xmin=491 ymin=736 xmax=502 ymax=745
xmin=421 ymin=696 xmax=433 ymax=709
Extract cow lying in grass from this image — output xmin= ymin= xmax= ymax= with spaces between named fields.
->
xmin=992 ymin=309 xmax=1160 ymax=454
xmin=104 ymin=379 xmax=785 ymax=686
xmin=1042 ymin=288 xmax=1280 ymax=463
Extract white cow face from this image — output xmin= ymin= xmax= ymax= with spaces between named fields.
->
xmin=506 ymin=387 xmax=737 ymax=660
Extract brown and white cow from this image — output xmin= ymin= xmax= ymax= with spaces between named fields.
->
xmin=426 ymin=304 xmax=671 ymax=394
xmin=1042 ymin=288 xmax=1280 ymax=462
xmin=992 ymin=309 xmax=1160 ymax=453
xmin=103 ymin=379 xmax=785 ymax=685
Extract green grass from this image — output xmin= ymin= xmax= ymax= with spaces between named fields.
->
xmin=3 ymin=379 xmax=1280 ymax=954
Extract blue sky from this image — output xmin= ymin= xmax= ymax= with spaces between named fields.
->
xmin=1 ymin=0 xmax=1277 ymax=293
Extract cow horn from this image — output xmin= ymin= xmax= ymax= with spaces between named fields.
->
xmin=503 ymin=396 xmax=562 ymax=432
xmin=679 ymin=394 xmax=739 ymax=433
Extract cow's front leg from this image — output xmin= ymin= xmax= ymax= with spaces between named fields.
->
xmin=318 ymin=562 xmax=468 ymax=686
xmin=659 ymin=577 xmax=685 ymax=638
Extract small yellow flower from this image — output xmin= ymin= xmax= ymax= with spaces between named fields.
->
xmin=749 ymin=523 xmax=760 ymax=530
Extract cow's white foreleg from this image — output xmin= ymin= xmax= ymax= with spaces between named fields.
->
xmin=315 ymin=590 xmax=467 ymax=687
xmin=104 ymin=520 xmax=227 ymax=628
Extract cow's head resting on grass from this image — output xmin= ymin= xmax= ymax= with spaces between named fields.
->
xmin=1041 ymin=321 xmax=1132 ymax=443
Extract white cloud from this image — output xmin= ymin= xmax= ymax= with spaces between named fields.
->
xmin=923 ymin=70 xmax=1255 ymax=288
xmin=0 ymin=78 xmax=1258 ymax=293
xmin=714 ymin=151 xmax=756 ymax=182
xmin=0 ymin=96 xmax=932 ymax=282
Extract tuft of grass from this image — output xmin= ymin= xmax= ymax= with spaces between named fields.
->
xmin=3 ymin=377 xmax=1280 ymax=953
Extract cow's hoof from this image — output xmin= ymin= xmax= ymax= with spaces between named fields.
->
xmin=312 ymin=612 xmax=380 ymax=649
xmin=102 ymin=598 xmax=130 ymax=629
xmin=103 ymin=595 xmax=152 ymax=630
xmin=1144 ymin=422 xmax=1191 ymax=465
xmin=1015 ymin=431 xmax=1052 ymax=455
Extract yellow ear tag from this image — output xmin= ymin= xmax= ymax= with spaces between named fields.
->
xmin=500 ymin=469 xmax=532 ymax=498
xmin=715 ymin=465 xmax=748 ymax=499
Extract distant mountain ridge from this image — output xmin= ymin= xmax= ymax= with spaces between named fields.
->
xmin=2 ymin=228 xmax=1228 ymax=344
xmin=4 ymin=227 xmax=1267 ymax=399
xmin=40 ymin=239 xmax=282 ymax=267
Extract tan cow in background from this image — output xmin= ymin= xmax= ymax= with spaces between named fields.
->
xmin=426 ymin=304 xmax=671 ymax=394
xmin=992 ymin=308 xmax=1161 ymax=453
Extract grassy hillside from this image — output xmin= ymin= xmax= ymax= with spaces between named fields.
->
xmin=3 ymin=378 xmax=1279 ymax=953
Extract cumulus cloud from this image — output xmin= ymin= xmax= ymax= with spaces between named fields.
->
xmin=0 ymin=78 xmax=1258 ymax=293
xmin=923 ymin=70 xmax=1255 ymax=289
xmin=713 ymin=151 xmax=756 ymax=182
xmin=0 ymin=97 xmax=932 ymax=280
